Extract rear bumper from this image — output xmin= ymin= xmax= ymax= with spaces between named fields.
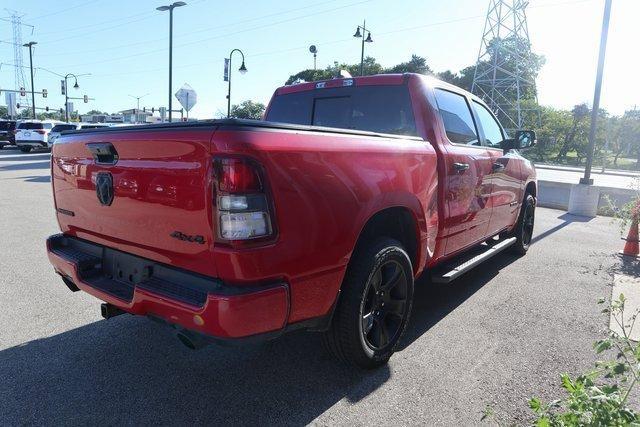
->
xmin=16 ymin=140 xmax=47 ymax=147
xmin=46 ymin=234 xmax=289 ymax=339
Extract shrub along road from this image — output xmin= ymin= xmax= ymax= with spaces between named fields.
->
xmin=0 ymin=148 xmax=633 ymax=425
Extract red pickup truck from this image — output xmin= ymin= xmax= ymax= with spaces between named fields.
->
xmin=47 ymin=73 xmax=536 ymax=369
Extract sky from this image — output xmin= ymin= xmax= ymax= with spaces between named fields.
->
xmin=1 ymin=0 xmax=638 ymax=119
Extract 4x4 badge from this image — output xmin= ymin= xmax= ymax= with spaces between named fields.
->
xmin=95 ymin=172 xmax=114 ymax=206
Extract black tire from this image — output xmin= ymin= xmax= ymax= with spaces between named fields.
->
xmin=19 ymin=146 xmax=32 ymax=153
xmin=322 ymin=238 xmax=414 ymax=369
xmin=511 ymin=194 xmax=535 ymax=255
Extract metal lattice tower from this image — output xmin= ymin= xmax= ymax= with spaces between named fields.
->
xmin=471 ymin=0 xmax=537 ymax=130
xmin=6 ymin=10 xmax=30 ymax=110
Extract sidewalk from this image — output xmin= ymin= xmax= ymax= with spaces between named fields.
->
xmin=535 ymin=162 xmax=640 ymax=179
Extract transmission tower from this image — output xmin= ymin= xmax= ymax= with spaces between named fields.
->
xmin=5 ymin=10 xmax=31 ymax=111
xmin=471 ymin=0 xmax=537 ymax=131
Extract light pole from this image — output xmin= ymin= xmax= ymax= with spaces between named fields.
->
xmin=23 ymin=41 xmax=37 ymax=119
xmin=64 ymin=73 xmax=79 ymax=123
xmin=353 ymin=21 xmax=373 ymax=76
xmin=157 ymin=1 xmax=186 ymax=123
xmin=129 ymin=93 xmax=149 ymax=111
xmin=580 ymin=0 xmax=612 ymax=185
xmin=226 ymin=48 xmax=247 ymax=118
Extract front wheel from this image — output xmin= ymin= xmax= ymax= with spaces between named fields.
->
xmin=323 ymin=238 xmax=414 ymax=369
xmin=511 ymin=194 xmax=535 ymax=255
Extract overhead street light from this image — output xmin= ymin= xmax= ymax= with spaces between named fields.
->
xmin=64 ymin=73 xmax=80 ymax=122
xmin=157 ymin=1 xmax=187 ymax=122
xmin=22 ymin=41 xmax=37 ymax=119
xmin=226 ymin=48 xmax=247 ymax=118
xmin=353 ymin=20 xmax=373 ymax=76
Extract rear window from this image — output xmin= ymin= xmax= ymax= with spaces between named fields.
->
xmin=0 ymin=121 xmax=16 ymax=131
xmin=266 ymin=85 xmax=417 ymax=136
xmin=51 ymin=124 xmax=77 ymax=132
xmin=18 ymin=122 xmax=44 ymax=130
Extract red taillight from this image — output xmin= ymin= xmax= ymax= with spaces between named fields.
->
xmin=213 ymin=156 xmax=275 ymax=243
xmin=217 ymin=157 xmax=261 ymax=193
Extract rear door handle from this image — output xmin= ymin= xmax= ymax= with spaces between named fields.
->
xmin=452 ymin=162 xmax=470 ymax=172
xmin=492 ymin=162 xmax=505 ymax=172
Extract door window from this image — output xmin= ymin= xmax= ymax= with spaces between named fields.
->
xmin=433 ymin=88 xmax=479 ymax=146
xmin=473 ymin=101 xmax=504 ymax=148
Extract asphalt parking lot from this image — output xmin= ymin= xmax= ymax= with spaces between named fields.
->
xmin=0 ymin=147 xmax=634 ymax=425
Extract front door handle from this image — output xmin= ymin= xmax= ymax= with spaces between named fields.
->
xmin=492 ymin=162 xmax=505 ymax=172
xmin=452 ymin=162 xmax=470 ymax=172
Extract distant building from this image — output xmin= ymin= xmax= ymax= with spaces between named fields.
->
xmin=79 ymin=109 xmax=153 ymax=124
xmin=119 ymin=109 xmax=153 ymax=124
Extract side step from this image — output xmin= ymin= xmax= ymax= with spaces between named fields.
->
xmin=431 ymin=237 xmax=517 ymax=284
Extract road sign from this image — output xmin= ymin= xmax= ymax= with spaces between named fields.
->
xmin=224 ymin=58 xmax=229 ymax=82
xmin=6 ymin=92 xmax=16 ymax=118
xmin=159 ymin=107 xmax=167 ymax=122
xmin=66 ymin=102 xmax=74 ymax=117
xmin=174 ymin=84 xmax=197 ymax=112
xmin=61 ymin=80 xmax=66 ymax=95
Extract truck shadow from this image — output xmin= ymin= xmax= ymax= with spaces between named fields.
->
xmin=0 ymin=312 xmax=390 ymax=425
xmin=400 ymin=252 xmax=520 ymax=350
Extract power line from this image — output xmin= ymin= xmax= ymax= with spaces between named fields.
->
xmin=28 ymin=0 xmax=101 ymax=21
xmin=35 ymin=0 xmax=342 ymax=56
xmin=43 ymin=0 xmax=374 ymax=69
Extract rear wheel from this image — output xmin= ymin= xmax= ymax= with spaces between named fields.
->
xmin=19 ymin=146 xmax=31 ymax=153
xmin=323 ymin=238 xmax=414 ymax=369
xmin=511 ymin=194 xmax=535 ymax=255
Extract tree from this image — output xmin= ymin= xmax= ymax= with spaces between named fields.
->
xmin=230 ymin=100 xmax=266 ymax=120
xmin=86 ymin=109 xmax=107 ymax=115
xmin=436 ymin=65 xmax=476 ymax=91
xmin=384 ymin=54 xmax=431 ymax=74
xmin=0 ymin=106 xmax=8 ymax=119
xmin=285 ymin=55 xmax=429 ymax=85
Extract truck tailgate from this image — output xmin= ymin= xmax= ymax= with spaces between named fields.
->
xmin=51 ymin=127 xmax=218 ymax=277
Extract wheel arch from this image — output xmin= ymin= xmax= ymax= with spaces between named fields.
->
xmin=351 ymin=206 xmax=422 ymax=276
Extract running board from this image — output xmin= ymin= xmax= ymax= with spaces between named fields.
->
xmin=431 ymin=237 xmax=517 ymax=284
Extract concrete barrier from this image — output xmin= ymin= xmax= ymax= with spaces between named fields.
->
xmin=537 ymin=180 xmax=637 ymax=215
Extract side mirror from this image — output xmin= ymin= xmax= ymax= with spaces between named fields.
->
xmin=515 ymin=130 xmax=536 ymax=149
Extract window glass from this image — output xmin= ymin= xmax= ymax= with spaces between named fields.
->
xmin=433 ymin=89 xmax=479 ymax=145
xmin=18 ymin=122 xmax=44 ymax=130
xmin=266 ymin=85 xmax=417 ymax=136
xmin=473 ymin=101 xmax=504 ymax=148
xmin=51 ymin=124 xmax=77 ymax=132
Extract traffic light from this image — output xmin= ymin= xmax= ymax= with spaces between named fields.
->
xmin=143 ymin=107 xmax=146 ymax=112
xmin=20 ymin=87 xmax=25 ymax=96
xmin=45 ymin=106 xmax=49 ymax=112
xmin=59 ymin=108 xmax=64 ymax=114
xmin=152 ymin=107 xmax=155 ymax=113
xmin=61 ymin=80 xmax=66 ymax=95
xmin=42 ymin=89 xmax=47 ymax=98
xmin=16 ymin=103 xmax=20 ymax=109
xmin=83 ymin=95 xmax=88 ymax=103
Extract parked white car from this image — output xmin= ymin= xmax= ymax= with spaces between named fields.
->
xmin=15 ymin=120 xmax=64 ymax=152
xmin=47 ymin=123 xmax=78 ymax=148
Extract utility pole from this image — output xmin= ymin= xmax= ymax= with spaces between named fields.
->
xmin=23 ymin=41 xmax=37 ymax=119
xmin=226 ymin=48 xmax=247 ymax=118
xmin=580 ymin=0 xmax=612 ymax=185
